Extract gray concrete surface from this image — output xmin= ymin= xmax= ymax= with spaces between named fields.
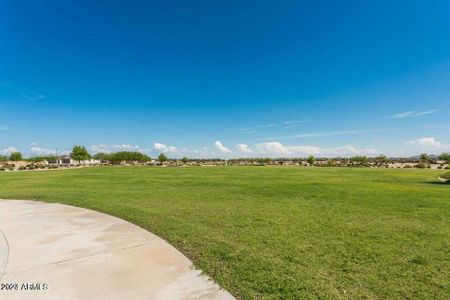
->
xmin=0 ymin=200 xmax=235 ymax=300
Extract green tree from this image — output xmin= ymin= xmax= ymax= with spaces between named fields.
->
xmin=419 ymin=153 xmax=429 ymax=163
xmin=374 ymin=154 xmax=388 ymax=164
xmin=351 ymin=156 xmax=369 ymax=166
xmin=158 ymin=153 xmax=168 ymax=164
xmin=98 ymin=151 xmax=151 ymax=164
xmin=438 ymin=152 xmax=450 ymax=164
xmin=9 ymin=152 xmax=23 ymax=161
xmin=306 ymin=156 xmax=315 ymax=165
xmin=71 ymin=145 xmax=91 ymax=162
xmin=93 ymin=152 xmax=111 ymax=162
xmin=181 ymin=156 xmax=189 ymax=164
xmin=0 ymin=155 xmax=7 ymax=161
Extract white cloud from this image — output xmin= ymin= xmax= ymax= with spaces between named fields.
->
xmin=385 ymin=109 xmax=438 ymax=119
xmin=256 ymin=142 xmax=291 ymax=155
xmin=214 ymin=140 xmax=231 ymax=153
xmin=287 ymin=145 xmax=321 ymax=155
xmin=30 ymin=146 xmax=56 ymax=155
xmin=0 ymin=126 xmax=9 ymax=131
xmin=1 ymin=147 xmax=18 ymax=155
xmin=256 ymin=142 xmax=379 ymax=157
xmin=236 ymin=144 xmax=252 ymax=153
xmin=317 ymin=145 xmax=379 ymax=157
xmin=407 ymin=137 xmax=450 ymax=153
xmin=154 ymin=142 xmax=177 ymax=153
xmin=91 ymin=144 xmax=143 ymax=153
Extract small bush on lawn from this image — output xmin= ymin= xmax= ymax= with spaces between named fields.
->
xmin=415 ymin=162 xmax=429 ymax=169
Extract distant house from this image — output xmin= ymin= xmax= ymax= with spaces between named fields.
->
xmin=50 ymin=155 xmax=100 ymax=165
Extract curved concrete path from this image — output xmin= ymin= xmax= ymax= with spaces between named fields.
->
xmin=0 ymin=200 xmax=235 ymax=300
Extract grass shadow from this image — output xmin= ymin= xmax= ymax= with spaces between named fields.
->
xmin=421 ymin=180 xmax=450 ymax=185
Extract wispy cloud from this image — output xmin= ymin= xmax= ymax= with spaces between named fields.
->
xmin=384 ymin=109 xmax=438 ymax=119
xmin=283 ymin=120 xmax=311 ymax=129
xmin=20 ymin=92 xmax=45 ymax=102
xmin=239 ymin=130 xmax=259 ymax=134
xmin=240 ymin=121 xmax=311 ymax=133
xmin=241 ymin=121 xmax=313 ymax=132
xmin=0 ymin=126 xmax=9 ymax=131
xmin=0 ymin=82 xmax=45 ymax=102
xmin=239 ymin=123 xmax=276 ymax=133
xmin=252 ymin=123 xmax=277 ymax=129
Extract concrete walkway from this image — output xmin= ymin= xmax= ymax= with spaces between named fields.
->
xmin=0 ymin=200 xmax=235 ymax=300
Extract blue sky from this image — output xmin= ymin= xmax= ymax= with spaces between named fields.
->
xmin=1 ymin=0 xmax=449 ymax=158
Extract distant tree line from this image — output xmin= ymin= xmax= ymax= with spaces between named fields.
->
xmin=2 ymin=146 xmax=450 ymax=168
xmin=0 ymin=152 xmax=23 ymax=161
xmin=93 ymin=151 xmax=151 ymax=164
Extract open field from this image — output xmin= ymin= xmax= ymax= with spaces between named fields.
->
xmin=0 ymin=166 xmax=449 ymax=299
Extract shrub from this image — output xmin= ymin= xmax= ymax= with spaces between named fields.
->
xmin=350 ymin=156 xmax=369 ymax=166
xmin=415 ymin=162 xmax=427 ymax=169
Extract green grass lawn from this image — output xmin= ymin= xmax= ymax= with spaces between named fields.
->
xmin=0 ymin=166 xmax=449 ymax=299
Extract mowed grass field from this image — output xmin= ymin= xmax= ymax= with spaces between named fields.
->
xmin=0 ymin=166 xmax=449 ymax=299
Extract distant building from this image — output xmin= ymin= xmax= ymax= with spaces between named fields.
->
xmin=49 ymin=155 xmax=100 ymax=165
